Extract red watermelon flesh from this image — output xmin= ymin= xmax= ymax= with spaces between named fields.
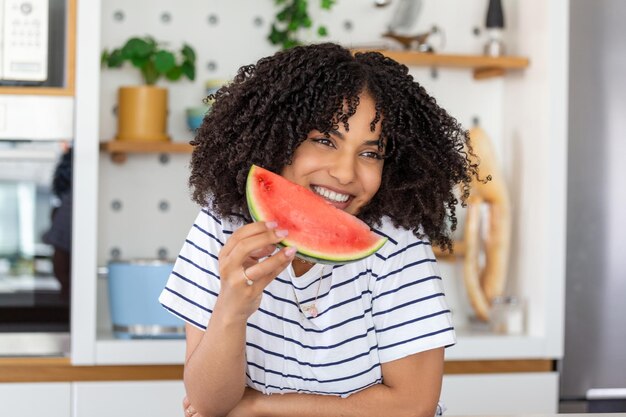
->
xmin=246 ymin=165 xmax=387 ymax=264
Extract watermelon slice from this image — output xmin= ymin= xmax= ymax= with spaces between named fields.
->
xmin=245 ymin=165 xmax=387 ymax=264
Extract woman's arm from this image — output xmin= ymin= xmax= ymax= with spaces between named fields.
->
xmin=183 ymin=221 xmax=295 ymax=417
xmin=235 ymin=347 xmax=445 ymax=417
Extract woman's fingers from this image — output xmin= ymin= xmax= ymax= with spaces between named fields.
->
xmin=182 ymin=396 xmax=197 ymax=416
xmin=220 ymin=221 xmax=278 ymax=259
xmin=224 ymin=227 xmax=288 ymax=268
xmin=243 ymin=246 xmax=296 ymax=286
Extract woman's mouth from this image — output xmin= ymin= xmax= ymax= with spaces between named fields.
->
xmin=311 ymin=185 xmax=353 ymax=210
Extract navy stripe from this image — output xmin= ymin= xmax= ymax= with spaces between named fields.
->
xmin=246 ymin=341 xmax=378 ymax=368
xmin=375 ymin=258 xmax=437 ymax=282
xmin=291 ymin=270 xmax=333 ymax=291
xmin=372 ymin=292 xmax=444 ymax=317
xmin=371 ymin=228 xmax=398 ymax=245
xmin=376 ymin=309 xmax=451 ymax=333
xmin=378 ymin=326 xmax=455 ymax=351
xmin=256 ymin=305 xmax=373 ymax=334
xmin=274 ymin=265 xmax=360 ymax=290
xmin=171 ymin=270 xmax=218 ymax=297
xmin=259 ymin=287 xmax=372 ymax=322
xmin=310 ymin=290 xmax=372 ymax=319
xmin=246 ymin=373 xmax=382 ymax=396
xmin=160 ymin=304 xmax=206 ymax=330
xmin=371 ymin=275 xmax=441 ymax=302
xmin=192 ymin=223 xmax=224 ymax=246
xmin=297 ymin=269 xmax=371 ymax=305
xmin=201 ymin=208 xmax=222 ymax=225
xmin=178 ymin=254 xmax=220 ymax=280
xmin=261 ymin=290 xmax=298 ymax=308
xmin=185 ymin=239 xmax=219 ymax=261
xmin=376 ymin=240 xmax=429 ymax=261
xmin=273 ymin=276 xmax=291 ymax=285
xmin=247 ymin=361 xmax=380 ymax=384
xmin=163 ymin=287 xmax=213 ymax=314
xmin=246 ymin=321 xmax=375 ymax=350
xmin=223 ymin=230 xmax=234 ymax=235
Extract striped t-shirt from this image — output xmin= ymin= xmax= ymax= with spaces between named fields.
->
xmin=159 ymin=208 xmax=455 ymax=397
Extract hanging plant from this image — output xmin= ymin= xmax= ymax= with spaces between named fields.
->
xmin=269 ymin=0 xmax=337 ymax=49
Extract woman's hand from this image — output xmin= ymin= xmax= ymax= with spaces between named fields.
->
xmin=183 ymin=395 xmax=201 ymax=417
xmin=215 ymin=221 xmax=296 ymax=321
xmin=182 ymin=389 xmax=262 ymax=417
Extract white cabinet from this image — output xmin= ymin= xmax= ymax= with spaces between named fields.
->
xmin=441 ymin=373 xmax=559 ymax=416
xmin=73 ymin=380 xmax=186 ymax=417
xmin=0 ymin=383 xmax=71 ymax=417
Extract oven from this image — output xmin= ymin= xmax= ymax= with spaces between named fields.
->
xmin=0 ymin=139 xmax=71 ymax=356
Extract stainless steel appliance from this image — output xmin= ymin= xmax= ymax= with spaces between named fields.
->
xmin=0 ymin=140 xmax=70 ymax=356
xmin=561 ymin=0 xmax=626 ymax=412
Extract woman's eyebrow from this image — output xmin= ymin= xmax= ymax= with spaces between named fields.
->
xmin=328 ymin=129 xmax=380 ymax=146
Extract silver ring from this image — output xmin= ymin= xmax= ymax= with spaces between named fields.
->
xmin=242 ymin=268 xmax=254 ymax=286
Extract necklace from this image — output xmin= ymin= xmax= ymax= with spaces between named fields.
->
xmin=293 ymin=265 xmax=324 ymax=318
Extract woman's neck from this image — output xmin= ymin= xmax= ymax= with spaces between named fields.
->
xmin=292 ymin=258 xmax=315 ymax=277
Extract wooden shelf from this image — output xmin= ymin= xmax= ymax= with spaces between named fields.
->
xmin=100 ymin=140 xmax=194 ymax=163
xmin=0 ymin=86 xmax=74 ymax=96
xmin=351 ymin=50 xmax=529 ymax=79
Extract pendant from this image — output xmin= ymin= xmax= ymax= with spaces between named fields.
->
xmin=303 ymin=304 xmax=318 ymax=318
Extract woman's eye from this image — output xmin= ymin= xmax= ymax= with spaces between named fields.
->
xmin=312 ymin=138 xmax=335 ymax=147
xmin=361 ymin=151 xmax=384 ymax=160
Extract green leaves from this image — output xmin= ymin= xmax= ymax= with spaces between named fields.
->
xmin=101 ymin=36 xmax=196 ymax=85
xmin=320 ymin=0 xmax=336 ymax=10
xmin=268 ymin=0 xmax=336 ymax=49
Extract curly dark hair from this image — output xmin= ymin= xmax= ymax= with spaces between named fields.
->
xmin=189 ymin=43 xmax=480 ymax=250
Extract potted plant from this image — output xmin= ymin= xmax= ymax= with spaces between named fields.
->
xmin=101 ymin=36 xmax=196 ymax=142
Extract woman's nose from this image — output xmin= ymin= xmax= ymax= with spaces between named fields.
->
xmin=328 ymin=153 xmax=356 ymax=185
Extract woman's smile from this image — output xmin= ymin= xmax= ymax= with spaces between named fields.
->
xmin=311 ymin=184 xmax=354 ymax=209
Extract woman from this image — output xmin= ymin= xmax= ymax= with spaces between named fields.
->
xmin=160 ymin=43 xmax=478 ymax=417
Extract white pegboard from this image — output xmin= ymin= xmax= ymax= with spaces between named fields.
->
xmin=97 ymin=1 xmax=517 ymax=325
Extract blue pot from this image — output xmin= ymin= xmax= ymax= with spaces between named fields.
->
xmin=186 ymin=105 xmax=210 ymax=132
xmin=107 ymin=260 xmax=184 ymax=339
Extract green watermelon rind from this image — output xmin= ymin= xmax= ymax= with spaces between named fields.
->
xmin=246 ymin=165 xmax=388 ymax=265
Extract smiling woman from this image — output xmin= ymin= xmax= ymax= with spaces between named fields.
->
xmin=159 ymin=43 xmax=480 ymax=417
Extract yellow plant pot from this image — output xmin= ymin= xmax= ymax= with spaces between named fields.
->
xmin=115 ymin=86 xmax=170 ymax=142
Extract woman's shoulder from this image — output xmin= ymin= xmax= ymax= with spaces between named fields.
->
xmin=370 ymin=216 xmax=430 ymax=256
xmin=195 ymin=207 xmax=246 ymax=236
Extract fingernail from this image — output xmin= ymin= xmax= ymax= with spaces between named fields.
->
xmin=266 ymin=221 xmax=278 ymax=229
xmin=285 ymin=247 xmax=297 ymax=257
xmin=275 ymin=229 xmax=289 ymax=238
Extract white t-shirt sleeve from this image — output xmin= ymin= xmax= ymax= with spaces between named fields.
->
xmin=370 ymin=226 xmax=456 ymax=363
xmin=158 ymin=209 xmax=226 ymax=330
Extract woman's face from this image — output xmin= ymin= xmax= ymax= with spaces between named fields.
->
xmin=281 ymin=93 xmax=384 ymax=215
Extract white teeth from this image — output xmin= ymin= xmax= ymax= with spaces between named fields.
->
xmin=312 ymin=186 xmax=350 ymax=203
